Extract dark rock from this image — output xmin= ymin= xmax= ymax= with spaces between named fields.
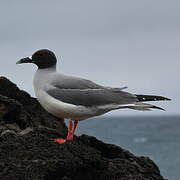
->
xmin=0 ymin=77 xmax=166 ymax=180
xmin=0 ymin=77 xmax=67 ymax=136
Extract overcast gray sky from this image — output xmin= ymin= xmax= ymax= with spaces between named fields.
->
xmin=0 ymin=0 xmax=179 ymax=116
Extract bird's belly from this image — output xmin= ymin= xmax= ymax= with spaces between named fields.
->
xmin=35 ymin=89 xmax=97 ymax=120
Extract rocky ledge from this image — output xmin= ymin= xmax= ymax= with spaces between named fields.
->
xmin=0 ymin=77 xmax=166 ymax=180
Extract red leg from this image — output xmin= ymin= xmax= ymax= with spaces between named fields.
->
xmin=73 ymin=120 xmax=78 ymax=134
xmin=66 ymin=120 xmax=73 ymax=141
xmin=67 ymin=120 xmax=78 ymax=141
xmin=54 ymin=120 xmax=73 ymax=144
xmin=54 ymin=120 xmax=78 ymax=144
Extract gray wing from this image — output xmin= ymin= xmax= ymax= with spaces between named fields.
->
xmin=45 ymin=86 xmax=137 ymax=107
xmin=49 ymin=73 xmax=128 ymax=91
xmin=49 ymin=73 xmax=104 ymax=89
xmin=45 ymin=74 xmax=137 ymax=107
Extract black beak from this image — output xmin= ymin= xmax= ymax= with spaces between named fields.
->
xmin=16 ymin=57 xmax=33 ymax=64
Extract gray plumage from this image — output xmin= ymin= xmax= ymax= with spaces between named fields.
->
xmin=17 ymin=49 xmax=171 ymax=121
xmin=45 ymin=83 xmax=137 ymax=107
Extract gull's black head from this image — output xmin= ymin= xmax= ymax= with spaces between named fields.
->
xmin=17 ymin=49 xmax=57 ymax=69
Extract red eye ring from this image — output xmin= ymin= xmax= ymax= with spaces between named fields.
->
xmin=38 ymin=53 xmax=43 ymax=57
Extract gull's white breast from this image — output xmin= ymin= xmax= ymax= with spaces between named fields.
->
xmin=33 ymin=68 xmax=100 ymax=120
xmin=35 ymin=88 xmax=97 ymax=120
xmin=33 ymin=67 xmax=119 ymax=120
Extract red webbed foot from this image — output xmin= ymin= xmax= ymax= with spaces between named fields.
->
xmin=54 ymin=120 xmax=78 ymax=144
xmin=54 ymin=138 xmax=66 ymax=144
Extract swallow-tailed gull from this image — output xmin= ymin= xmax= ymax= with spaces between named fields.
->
xmin=16 ymin=49 xmax=171 ymax=143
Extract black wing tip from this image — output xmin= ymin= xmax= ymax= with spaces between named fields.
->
xmin=136 ymin=94 xmax=171 ymax=102
xmin=152 ymin=105 xmax=166 ymax=111
xmin=164 ymin=97 xmax=171 ymax=101
xmin=157 ymin=96 xmax=171 ymax=101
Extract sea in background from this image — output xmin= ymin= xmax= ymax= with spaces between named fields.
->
xmin=75 ymin=115 xmax=180 ymax=180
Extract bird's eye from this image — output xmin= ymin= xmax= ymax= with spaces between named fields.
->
xmin=39 ymin=53 xmax=43 ymax=57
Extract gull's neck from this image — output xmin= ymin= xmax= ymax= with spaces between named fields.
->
xmin=37 ymin=65 xmax=57 ymax=73
xmin=34 ymin=65 xmax=57 ymax=90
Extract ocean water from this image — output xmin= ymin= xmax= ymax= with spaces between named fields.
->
xmin=76 ymin=115 xmax=180 ymax=180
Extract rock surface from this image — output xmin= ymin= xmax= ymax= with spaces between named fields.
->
xmin=0 ymin=77 xmax=166 ymax=180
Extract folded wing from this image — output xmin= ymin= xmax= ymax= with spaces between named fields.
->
xmin=45 ymin=74 xmax=137 ymax=107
